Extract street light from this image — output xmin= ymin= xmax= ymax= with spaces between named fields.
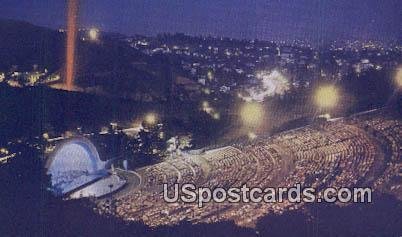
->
xmin=240 ymin=102 xmax=264 ymax=128
xmin=395 ymin=66 xmax=402 ymax=89
xmin=314 ymin=85 xmax=339 ymax=109
xmin=144 ymin=113 xmax=158 ymax=126
xmin=88 ymin=28 xmax=99 ymax=41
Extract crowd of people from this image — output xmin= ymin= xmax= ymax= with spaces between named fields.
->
xmin=351 ymin=115 xmax=401 ymax=193
xmin=95 ymin=112 xmax=401 ymax=227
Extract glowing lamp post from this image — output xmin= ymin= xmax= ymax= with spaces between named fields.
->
xmin=395 ymin=67 xmax=402 ymax=90
xmin=88 ymin=28 xmax=99 ymax=41
xmin=314 ymin=85 xmax=339 ymax=109
xmin=240 ymin=102 xmax=264 ymax=128
xmin=144 ymin=113 xmax=158 ymax=126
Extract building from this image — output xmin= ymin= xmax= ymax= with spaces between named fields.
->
xmin=46 ymin=137 xmax=126 ymax=198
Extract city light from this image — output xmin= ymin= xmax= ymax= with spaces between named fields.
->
xmin=88 ymin=28 xmax=99 ymax=41
xmin=240 ymin=102 xmax=264 ymax=128
xmin=158 ymin=132 xmax=165 ymax=139
xmin=100 ymin=126 xmax=109 ymax=134
xmin=203 ymin=88 xmax=211 ymax=95
xmin=1 ymin=0 xmax=401 ymax=233
xmin=0 ymin=72 xmax=5 ymax=82
xmin=144 ymin=113 xmax=158 ymax=125
xmin=248 ymin=132 xmax=257 ymax=140
xmin=207 ymin=71 xmax=214 ymax=81
xmin=319 ymin=113 xmax=332 ymax=120
xmin=395 ymin=66 xmax=402 ymax=89
xmin=0 ymin=148 xmax=9 ymax=155
xmin=239 ymin=70 xmax=290 ymax=102
xmin=314 ymin=85 xmax=339 ymax=108
xmin=212 ymin=112 xmax=220 ymax=120
xmin=42 ymin=133 xmax=50 ymax=140
xmin=64 ymin=131 xmax=73 ymax=138
xmin=201 ymin=101 xmax=218 ymax=118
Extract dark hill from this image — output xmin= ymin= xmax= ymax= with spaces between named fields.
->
xmin=0 ymin=19 xmax=64 ymax=71
xmin=0 ymin=19 xmax=172 ymax=99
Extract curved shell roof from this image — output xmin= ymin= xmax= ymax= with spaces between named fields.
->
xmin=46 ymin=137 xmax=107 ymax=195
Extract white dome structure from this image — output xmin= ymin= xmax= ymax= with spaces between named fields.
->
xmin=46 ymin=137 xmax=108 ymax=195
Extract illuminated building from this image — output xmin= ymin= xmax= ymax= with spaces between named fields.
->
xmin=46 ymin=137 xmax=125 ymax=197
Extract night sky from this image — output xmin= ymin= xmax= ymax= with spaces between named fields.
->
xmin=1 ymin=0 xmax=401 ymax=42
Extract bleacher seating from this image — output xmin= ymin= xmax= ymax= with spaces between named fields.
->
xmin=97 ymin=111 xmax=401 ymax=227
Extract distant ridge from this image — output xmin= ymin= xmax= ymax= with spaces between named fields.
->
xmin=0 ymin=18 xmax=64 ymax=71
xmin=0 ymin=18 xmax=172 ymax=100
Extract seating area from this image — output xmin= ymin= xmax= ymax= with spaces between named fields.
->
xmin=142 ymin=163 xmax=179 ymax=188
xmin=202 ymin=146 xmax=258 ymax=187
xmin=99 ymin=112 xmax=401 ymax=227
xmin=349 ymin=115 xmax=402 ymax=190
xmin=274 ymin=123 xmax=377 ymax=191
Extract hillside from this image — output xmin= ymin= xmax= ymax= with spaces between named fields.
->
xmin=0 ymin=19 xmax=64 ymax=71
xmin=0 ymin=19 xmax=172 ymax=99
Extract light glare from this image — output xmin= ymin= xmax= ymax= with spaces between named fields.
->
xmin=144 ymin=113 xmax=157 ymax=125
xmin=314 ymin=85 xmax=339 ymax=108
xmin=89 ymin=28 xmax=99 ymax=41
xmin=240 ymin=102 xmax=264 ymax=128
xmin=395 ymin=67 xmax=402 ymax=89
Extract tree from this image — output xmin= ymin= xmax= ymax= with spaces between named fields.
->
xmin=126 ymin=122 xmax=167 ymax=168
